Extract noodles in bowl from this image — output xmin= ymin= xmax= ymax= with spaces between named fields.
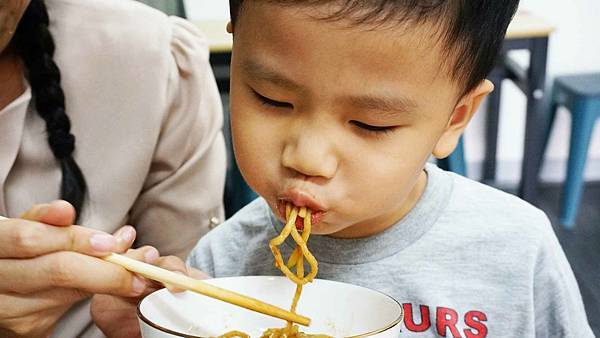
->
xmin=138 ymin=276 xmax=403 ymax=337
xmin=138 ymin=204 xmax=403 ymax=337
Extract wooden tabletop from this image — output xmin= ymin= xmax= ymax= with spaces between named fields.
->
xmin=195 ymin=11 xmax=555 ymax=53
xmin=506 ymin=11 xmax=555 ymax=39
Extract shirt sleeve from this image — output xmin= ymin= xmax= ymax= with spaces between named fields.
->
xmin=532 ymin=214 xmax=594 ymax=337
xmin=186 ymin=231 xmax=216 ymax=277
xmin=129 ymin=17 xmax=227 ymax=259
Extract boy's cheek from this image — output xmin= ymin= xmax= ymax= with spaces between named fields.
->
xmin=234 ymin=146 xmax=271 ymax=198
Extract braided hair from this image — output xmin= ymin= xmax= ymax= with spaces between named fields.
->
xmin=12 ymin=0 xmax=87 ymax=218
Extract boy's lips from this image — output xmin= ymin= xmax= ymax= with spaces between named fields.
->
xmin=276 ymin=191 xmax=326 ymax=227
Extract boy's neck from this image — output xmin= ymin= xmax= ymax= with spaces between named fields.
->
xmin=330 ymin=169 xmax=429 ymax=239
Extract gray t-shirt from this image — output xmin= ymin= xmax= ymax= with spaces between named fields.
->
xmin=187 ymin=164 xmax=593 ymax=337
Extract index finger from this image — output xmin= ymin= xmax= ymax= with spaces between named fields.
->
xmin=0 ymin=251 xmax=149 ymax=297
xmin=0 ymin=218 xmax=133 ymax=258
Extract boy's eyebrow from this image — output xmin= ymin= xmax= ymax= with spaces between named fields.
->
xmin=242 ymin=59 xmax=417 ymax=116
xmin=241 ymin=60 xmax=301 ymax=90
xmin=341 ymin=94 xmax=418 ymax=117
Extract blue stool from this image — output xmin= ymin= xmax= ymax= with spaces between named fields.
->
xmin=542 ymin=73 xmax=600 ymax=229
xmin=438 ymin=136 xmax=467 ymax=176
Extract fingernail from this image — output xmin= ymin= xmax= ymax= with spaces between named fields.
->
xmin=132 ymin=276 xmax=146 ymax=294
xmin=89 ymin=233 xmax=117 ymax=252
xmin=116 ymin=226 xmax=135 ymax=243
xmin=34 ymin=204 xmax=51 ymax=218
xmin=144 ymin=247 xmax=160 ymax=263
xmin=50 ymin=200 xmax=70 ymax=209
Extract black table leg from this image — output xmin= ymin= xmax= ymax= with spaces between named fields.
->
xmin=518 ymin=37 xmax=549 ymax=202
xmin=483 ymin=67 xmax=505 ymax=182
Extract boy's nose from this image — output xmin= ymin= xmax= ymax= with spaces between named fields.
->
xmin=281 ymin=133 xmax=337 ymax=180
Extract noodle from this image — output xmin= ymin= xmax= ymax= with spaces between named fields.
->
xmin=269 ymin=206 xmax=318 ymax=285
xmin=217 ymin=204 xmax=330 ymax=338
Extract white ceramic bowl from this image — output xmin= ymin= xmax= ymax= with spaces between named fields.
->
xmin=138 ymin=276 xmax=402 ymax=337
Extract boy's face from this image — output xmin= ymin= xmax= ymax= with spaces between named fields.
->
xmin=230 ymin=3 xmax=491 ymax=238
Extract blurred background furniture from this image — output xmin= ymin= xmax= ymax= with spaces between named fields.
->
xmin=136 ymin=0 xmax=186 ymax=17
xmin=485 ymin=11 xmax=554 ymax=202
xmin=541 ymin=73 xmax=600 ymax=228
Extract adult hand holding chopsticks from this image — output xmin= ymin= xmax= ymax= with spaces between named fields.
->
xmin=1 ymin=202 xmax=310 ymax=338
xmin=0 ymin=200 xmax=156 ymax=338
xmin=91 ymin=249 xmax=210 ymax=338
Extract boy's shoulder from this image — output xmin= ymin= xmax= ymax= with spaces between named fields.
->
xmin=432 ymin=166 xmax=554 ymax=244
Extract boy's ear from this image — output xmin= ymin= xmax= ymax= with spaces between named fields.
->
xmin=227 ymin=21 xmax=233 ymax=34
xmin=432 ymin=79 xmax=494 ymax=159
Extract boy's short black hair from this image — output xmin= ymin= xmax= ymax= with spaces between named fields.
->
xmin=229 ymin=0 xmax=519 ymax=98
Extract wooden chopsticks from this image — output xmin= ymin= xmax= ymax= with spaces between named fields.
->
xmin=105 ymin=253 xmax=310 ymax=325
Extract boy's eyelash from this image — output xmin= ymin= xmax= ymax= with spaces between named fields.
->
xmin=252 ymin=89 xmax=293 ymax=109
xmin=250 ymin=89 xmax=394 ymax=136
xmin=350 ymin=120 xmax=396 ymax=135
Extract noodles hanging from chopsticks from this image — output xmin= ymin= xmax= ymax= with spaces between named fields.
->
xmin=265 ymin=204 xmax=322 ymax=336
xmin=217 ymin=204 xmax=329 ymax=338
xmin=269 ymin=205 xmax=318 ymax=286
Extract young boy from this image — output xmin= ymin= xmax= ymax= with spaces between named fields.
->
xmin=185 ymin=1 xmax=593 ymax=337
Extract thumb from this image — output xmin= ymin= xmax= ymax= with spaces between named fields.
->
xmin=20 ymin=200 xmax=76 ymax=226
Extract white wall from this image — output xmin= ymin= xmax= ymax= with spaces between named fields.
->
xmin=465 ymin=0 xmax=600 ymax=184
xmin=187 ymin=0 xmax=600 ymax=185
xmin=185 ymin=1 xmax=229 ymax=21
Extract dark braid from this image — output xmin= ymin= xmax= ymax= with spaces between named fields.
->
xmin=12 ymin=0 xmax=87 ymax=218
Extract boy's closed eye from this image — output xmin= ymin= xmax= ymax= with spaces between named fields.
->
xmin=251 ymin=88 xmax=398 ymax=136
xmin=349 ymin=120 xmax=397 ymax=135
xmin=252 ymin=89 xmax=293 ymax=109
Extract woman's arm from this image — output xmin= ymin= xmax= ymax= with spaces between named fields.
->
xmin=129 ymin=17 xmax=227 ymax=259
